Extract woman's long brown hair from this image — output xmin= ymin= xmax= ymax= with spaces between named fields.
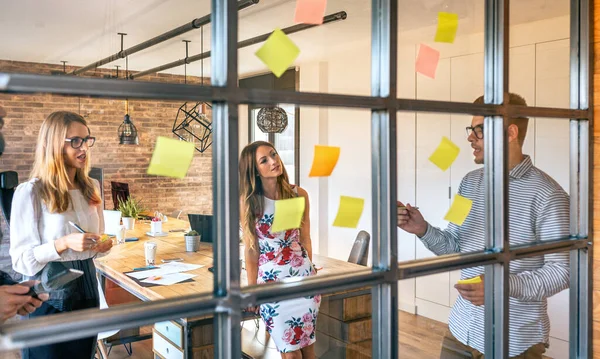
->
xmin=239 ymin=141 xmax=295 ymax=250
xmin=30 ymin=111 xmax=101 ymax=213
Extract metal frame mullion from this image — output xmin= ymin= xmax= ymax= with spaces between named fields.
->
xmin=483 ymin=0 xmax=510 ymax=358
xmin=211 ymin=0 xmax=241 ymax=359
xmin=569 ymin=0 xmax=592 ymax=357
xmin=370 ymin=0 xmax=398 ymax=358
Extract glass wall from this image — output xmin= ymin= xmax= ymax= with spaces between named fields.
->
xmin=0 ymin=0 xmax=591 ymax=358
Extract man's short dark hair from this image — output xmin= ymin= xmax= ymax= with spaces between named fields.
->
xmin=473 ymin=93 xmax=529 ymax=145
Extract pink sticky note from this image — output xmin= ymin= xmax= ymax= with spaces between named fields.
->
xmin=415 ymin=44 xmax=440 ymax=79
xmin=294 ymin=0 xmax=327 ymax=25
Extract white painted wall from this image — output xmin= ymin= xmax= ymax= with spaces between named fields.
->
xmin=238 ymin=14 xmax=571 ymax=359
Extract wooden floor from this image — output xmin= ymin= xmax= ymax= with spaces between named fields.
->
xmin=3 ymin=311 xmax=551 ymax=358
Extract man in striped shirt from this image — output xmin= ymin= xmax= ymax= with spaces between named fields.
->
xmin=397 ymin=93 xmax=570 ymax=358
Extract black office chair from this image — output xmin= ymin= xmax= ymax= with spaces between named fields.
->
xmin=348 ymin=230 xmax=370 ymax=266
xmin=0 ymin=171 xmax=18 ymax=227
xmin=188 ymin=214 xmax=213 ymax=243
xmin=110 ymin=181 xmax=130 ymax=210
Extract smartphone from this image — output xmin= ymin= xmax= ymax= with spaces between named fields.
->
xmin=29 ymin=268 xmax=84 ymax=298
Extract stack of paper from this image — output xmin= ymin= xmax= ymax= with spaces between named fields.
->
xmin=127 ymin=262 xmax=204 ymax=286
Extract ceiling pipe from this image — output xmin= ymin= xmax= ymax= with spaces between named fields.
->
xmin=129 ymin=11 xmax=348 ymax=80
xmin=70 ymin=0 xmax=259 ymax=76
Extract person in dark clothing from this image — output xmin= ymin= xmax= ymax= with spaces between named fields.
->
xmin=0 ymin=105 xmax=47 ymax=324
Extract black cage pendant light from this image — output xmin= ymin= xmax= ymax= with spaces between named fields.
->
xmin=172 ymin=33 xmax=212 ymax=153
xmin=119 ymin=99 xmax=139 ymax=145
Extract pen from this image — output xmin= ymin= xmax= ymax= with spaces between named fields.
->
xmin=68 ymin=221 xmax=86 ymax=233
xmin=398 ymin=206 xmax=419 ymax=210
xmin=69 ymin=221 xmax=96 ymax=243
xmin=133 ymin=266 xmax=158 ymax=271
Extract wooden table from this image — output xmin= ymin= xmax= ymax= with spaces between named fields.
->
xmin=95 ymin=218 xmax=372 ymax=359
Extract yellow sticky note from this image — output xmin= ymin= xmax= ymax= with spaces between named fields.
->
xmin=444 ymin=194 xmax=473 ymax=226
xmin=434 ymin=12 xmax=459 ymax=43
xmin=271 ymin=197 xmax=306 ymax=233
xmin=332 ymin=196 xmax=365 ymax=228
xmin=147 ymin=136 xmax=195 ymax=179
xmin=309 ymin=145 xmax=340 ymax=177
xmin=457 ymin=276 xmax=482 ymax=285
xmin=429 ymin=136 xmax=460 ymax=171
xmin=255 ymin=29 xmax=300 ymax=78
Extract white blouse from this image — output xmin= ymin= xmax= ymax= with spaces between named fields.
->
xmin=10 ymin=178 xmax=107 ymax=276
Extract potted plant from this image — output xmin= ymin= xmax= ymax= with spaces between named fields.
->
xmin=184 ymin=230 xmax=201 ymax=252
xmin=117 ymin=197 xmax=144 ymax=230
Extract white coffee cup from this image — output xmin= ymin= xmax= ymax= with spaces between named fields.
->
xmin=150 ymin=221 xmax=162 ymax=234
xmin=145 ymin=241 xmax=157 ymax=265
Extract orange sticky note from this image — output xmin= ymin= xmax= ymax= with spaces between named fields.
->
xmin=255 ymin=29 xmax=300 ymax=78
xmin=309 ymin=145 xmax=340 ymax=177
xmin=294 ymin=0 xmax=327 ymax=25
xmin=434 ymin=12 xmax=459 ymax=43
xmin=429 ymin=136 xmax=460 ymax=171
xmin=444 ymin=194 xmax=473 ymax=226
xmin=332 ymin=196 xmax=365 ymax=228
xmin=415 ymin=44 xmax=440 ymax=79
xmin=271 ymin=197 xmax=306 ymax=233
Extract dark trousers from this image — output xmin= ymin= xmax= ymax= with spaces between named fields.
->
xmin=21 ymin=300 xmax=98 ymax=359
xmin=440 ymin=330 xmax=546 ymax=359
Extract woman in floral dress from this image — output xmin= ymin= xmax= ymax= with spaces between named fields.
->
xmin=240 ymin=141 xmax=321 ymax=358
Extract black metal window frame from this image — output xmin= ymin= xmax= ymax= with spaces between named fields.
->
xmin=0 ymin=1 xmax=592 ymax=358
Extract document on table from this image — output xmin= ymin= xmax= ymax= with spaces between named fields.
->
xmin=126 ymin=262 xmax=204 ymax=280
xmin=141 ymin=273 xmax=197 ymax=286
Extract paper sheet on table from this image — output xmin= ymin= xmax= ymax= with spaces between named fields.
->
xmin=271 ymin=197 xmax=305 ymax=233
xmin=294 ymin=0 xmax=327 ymax=25
xmin=428 ymin=136 xmax=460 ymax=171
xmin=141 ymin=273 xmax=197 ymax=286
xmin=308 ymin=145 xmax=340 ymax=177
xmin=444 ymin=194 xmax=473 ymax=226
xmin=415 ymin=44 xmax=440 ymax=79
xmin=126 ymin=263 xmax=204 ymax=280
xmin=332 ymin=196 xmax=364 ymax=228
xmin=160 ymin=262 xmax=204 ymax=272
xmin=434 ymin=12 xmax=459 ymax=43
xmin=255 ymin=28 xmax=300 ymax=78
xmin=147 ymin=136 xmax=195 ymax=179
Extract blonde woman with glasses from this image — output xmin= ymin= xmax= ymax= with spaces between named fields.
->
xmin=10 ymin=111 xmax=112 ymax=359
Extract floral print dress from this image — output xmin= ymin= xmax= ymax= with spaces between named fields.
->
xmin=256 ymin=189 xmax=321 ymax=353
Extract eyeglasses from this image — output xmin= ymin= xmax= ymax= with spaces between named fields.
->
xmin=64 ymin=136 xmax=96 ymax=149
xmin=465 ymin=125 xmax=484 ymax=139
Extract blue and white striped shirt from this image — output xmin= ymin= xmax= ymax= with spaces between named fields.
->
xmin=420 ymin=155 xmax=570 ymax=357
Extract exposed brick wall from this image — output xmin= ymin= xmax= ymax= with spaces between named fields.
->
xmin=0 ymin=60 xmax=213 ymax=271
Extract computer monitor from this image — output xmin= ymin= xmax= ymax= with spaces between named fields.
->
xmin=187 ymin=214 xmax=213 ymax=244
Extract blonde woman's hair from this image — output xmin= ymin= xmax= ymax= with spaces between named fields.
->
xmin=31 ymin=111 xmax=101 ymax=213
xmin=239 ymin=141 xmax=295 ymax=250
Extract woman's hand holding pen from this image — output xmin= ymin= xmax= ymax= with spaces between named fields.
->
xmin=397 ymin=201 xmax=427 ymax=237
xmin=54 ymin=233 xmax=101 ymax=254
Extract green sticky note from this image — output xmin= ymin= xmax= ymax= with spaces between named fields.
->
xmin=332 ymin=196 xmax=365 ymax=228
xmin=147 ymin=136 xmax=195 ymax=179
xmin=429 ymin=136 xmax=460 ymax=171
xmin=434 ymin=12 xmax=459 ymax=43
xmin=444 ymin=194 xmax=473 ymax=226
xmin=255 ymin=28 xmax=300 ymax=78
xmin=271 ymin=197 xmax=306 ymax=233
